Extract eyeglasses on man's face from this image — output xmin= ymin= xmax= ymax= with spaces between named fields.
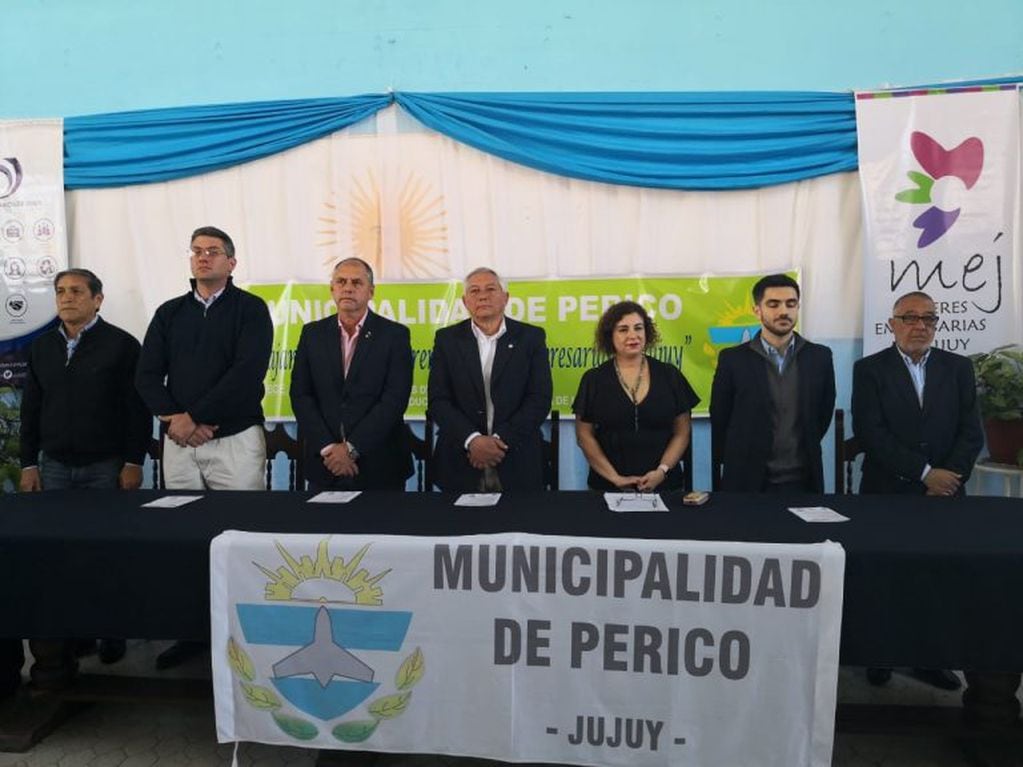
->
xmin=188 ymin=246 xmax=227 ymax=259
xmin=893 ymin=314 xmax=939 ymax=327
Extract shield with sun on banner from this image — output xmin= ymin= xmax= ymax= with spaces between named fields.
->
xmin=223 ymin=538 xmax=424 ymax=745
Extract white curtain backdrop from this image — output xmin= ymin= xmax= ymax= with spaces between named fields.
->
xmin=66 ymin=106 xmax=863 ymax=345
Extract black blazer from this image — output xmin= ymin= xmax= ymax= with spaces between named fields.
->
xmin=290 ymin=311 xmax=413 ymax=489
xmin=852 ymin=344 xmax=983 ymax=494
xmin=427 ymin=317 xmax=553 ymax=492
xmin=710 ymin=334 xmax=836 ymax=492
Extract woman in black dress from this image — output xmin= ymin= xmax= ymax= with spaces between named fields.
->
xmin=573 ymin=301 xmax=699 ymax=491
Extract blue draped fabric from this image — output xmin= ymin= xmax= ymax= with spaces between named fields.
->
xmin=60 ymin=81 xmax=1017 ymax=192
xmin=63 ymin=94 xmax=392 ymax=188
xmin=61 ymin=90 xmax=860 ymax=191
xmin=396 ymin=91 xmax=858 ymax=190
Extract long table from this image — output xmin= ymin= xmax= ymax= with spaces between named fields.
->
xmin=1 ymin=489 xmax=1022 ymax=673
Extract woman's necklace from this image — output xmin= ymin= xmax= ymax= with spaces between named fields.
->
xmin=613 ymin=356 xmax=646 ymax=432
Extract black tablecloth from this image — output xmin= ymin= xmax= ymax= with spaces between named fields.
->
xmin=1 ymin=490 xmax=1021 ymax=671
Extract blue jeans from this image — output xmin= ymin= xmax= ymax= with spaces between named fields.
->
xmin=39 ymin=453 xmax=121 ymax=490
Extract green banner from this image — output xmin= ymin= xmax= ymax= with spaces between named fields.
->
xmin=250 ymin=275 xmax=779 ymax=421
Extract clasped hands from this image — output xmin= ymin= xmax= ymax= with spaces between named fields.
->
xmin=468 ymin=435 xmax=508 ymax=470
xmin=162 ymin=412 xmax=218 ymax=448
xmin=322 ymin=442 xmax=359 ymax=478
xmin=611 ymin=469 xmax=666 ymax=493
xmin=924 ymin=467 xmax=962 ymax=496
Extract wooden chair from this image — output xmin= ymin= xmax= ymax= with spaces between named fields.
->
xmin=265 ymin=424 xmax=305 ymax=491
xmin=407 ymin=417 xmax=435 ymax=492
xmin=543 ymin=410 xmax=561 ymax=491
xmin=834 ymin=408 xmax=863 ymax=494
xmin=146 ymin=436 xmax=164 ymax=490
xmin=681 ymin=439 xmax=694 ymax=493
xmin=710 ymin=456 xmax=723 ymax=492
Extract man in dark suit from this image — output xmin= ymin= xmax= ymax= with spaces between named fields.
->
xmin=853 ymin=291 xmax=982 ymax=496
xmin=290 ymin=258 xmax=413 ymax=491
xmin=852 ymin=290 xmax=983 ymax=691
xmin=710 ymin=274 xmax=835 ymax=493
xmin=428 ymin=268 xmax=553 ymax=492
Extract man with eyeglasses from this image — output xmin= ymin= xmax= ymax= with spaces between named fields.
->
xmin=136 ymin=226 xmax=272 ymax=668
xmin=852 ymin=290 xmax=983 ymax=691
xmin=137 ymin=226 xmax=272 ymax=492
xmin=290 ymin=258 xmax=414 ymax=491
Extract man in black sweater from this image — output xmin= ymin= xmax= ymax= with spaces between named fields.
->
xmin=20 ymin=268 xmax=150 ymax=490
xmin=136 ymin=226 xmax=273 ymax=491
xmin=14 ymin=267 xmax=150 ymax=675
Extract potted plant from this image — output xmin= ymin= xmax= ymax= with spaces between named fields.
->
xmin=970 ymin=344 xmax=1023 ymax=466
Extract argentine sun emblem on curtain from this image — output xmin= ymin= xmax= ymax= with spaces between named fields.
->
xmin=212 ymin=533 xmax=425 ymax=748
xmin=320 ymin=125 xmax=452 ymax=281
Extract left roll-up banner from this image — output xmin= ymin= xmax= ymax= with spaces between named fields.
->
xmin=0 ymin=118 xmax=67 ymax=491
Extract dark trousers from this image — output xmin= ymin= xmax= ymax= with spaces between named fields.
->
xmin=30 ymin=453 xmax=123 ymax=683
xmin=0 ymin=639 xmax=23 ymax=698
xmin=308 ymin=475 xmax=407 ymax=493
xmin=763 ymin=478 xmax=815 ymax=494
xmin=39 ymin=453 xmax=120 ymax=490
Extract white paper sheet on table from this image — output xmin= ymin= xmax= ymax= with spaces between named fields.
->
xmin=141 ymin=495 xmax=203 ymax=508
xmin=604 ymin=493 xmax=668 ymax=512
xmin=307 ymin=491 xmax=362 ymax=504
xmin=454 ymin=493 xmax=502 ymax=507
xmin=788 ymin=506 xmax=850 ymax=523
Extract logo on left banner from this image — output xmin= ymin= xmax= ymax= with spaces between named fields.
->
xmin=0 ymin=159 xmax=23 ymax=200
xmin=895 ymin=131 xmax=984 ymax=248
xmin=227 ymin=539 xmax=425 ymax=744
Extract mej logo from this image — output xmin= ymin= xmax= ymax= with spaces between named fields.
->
xmin=895 ymin=131 xmax=984 ymax=248
xmin=227 ymin=540 xmax=425 ymax=744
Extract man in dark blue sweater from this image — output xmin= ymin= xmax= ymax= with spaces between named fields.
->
xmin=136 ymin=226 xmax=273 ymax=492
xmin=135 ymin=225 xmax=273 ymax=670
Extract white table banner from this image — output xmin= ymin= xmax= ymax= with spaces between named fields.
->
xmin=855 ymin=85 xmax=1021 ymax=355
xmin=212 ymin=531 xmax=845 ymax=767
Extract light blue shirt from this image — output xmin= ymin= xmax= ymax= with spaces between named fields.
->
xmin=897 ymin=346 xmax=930 ymax=407
xmin=59 ymin=314 xmax=100 ymax=363
xmin=897 ymin=346 xmax=932 ymax=480
xmin=760 ymin=335 xmax=794 ymax=374
xmin=193 ymin=285 xmax=226 ymax=312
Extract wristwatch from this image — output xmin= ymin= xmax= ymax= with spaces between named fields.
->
xmin=657 ymin=464 xmax=670 ymax=475
xmin=345 ymin=441 xmax=360 ymax=461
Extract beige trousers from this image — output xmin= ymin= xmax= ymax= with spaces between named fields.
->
xmin=162 ymin=424 xmax=266 ymax=490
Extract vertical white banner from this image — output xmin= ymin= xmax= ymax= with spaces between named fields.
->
xmin=0 ymin=119 xmax=66 ymax=341
xmin=855 ymin=86 xmax=1021 ymax=356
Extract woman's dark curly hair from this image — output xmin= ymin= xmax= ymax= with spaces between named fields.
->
xmin=594 ymin=301 xmax=659 ymax=356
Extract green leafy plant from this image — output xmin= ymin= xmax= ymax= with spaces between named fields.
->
xmin=970 ymin=345 xmax=1023 ymax=421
